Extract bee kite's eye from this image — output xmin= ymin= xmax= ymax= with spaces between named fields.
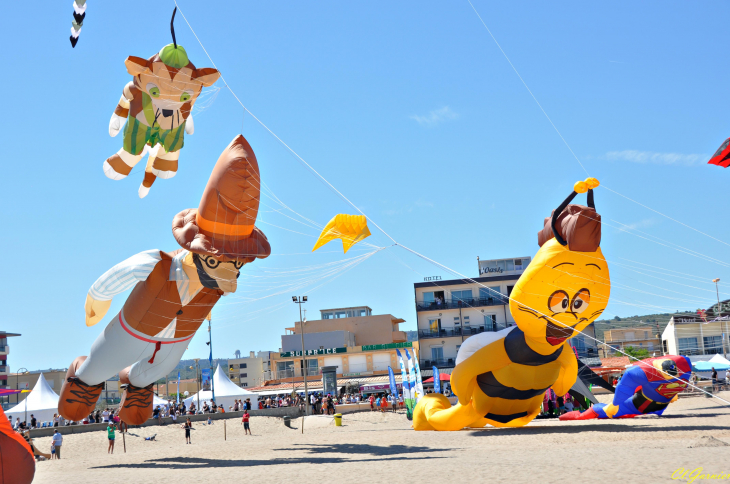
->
xmin=571 ymin=289 xmax=590 ymax=314
xmin=548 ymin=290 xmax=570 ymax=313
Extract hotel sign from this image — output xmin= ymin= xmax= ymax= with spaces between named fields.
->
xmin=280 ymin=347 xmax=347 ymax=358
xmin=361 ymin=342 xmax=412 ymax=351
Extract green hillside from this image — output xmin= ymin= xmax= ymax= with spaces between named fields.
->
xmin=593 ymin=311 xmax=695 ymax=341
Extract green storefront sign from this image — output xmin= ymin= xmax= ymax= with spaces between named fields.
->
xmin=280 ymin=347 xmax=347 ymax=358
xmin=361 ymin=342 xmax=412 ymax=351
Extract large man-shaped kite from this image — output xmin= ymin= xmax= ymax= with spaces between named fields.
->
xmin=59 ymin=135 xmax=270 ymax=425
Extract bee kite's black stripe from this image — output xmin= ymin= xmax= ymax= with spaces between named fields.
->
xmin=484 ymin=411 xmax=528 ymax=424
xmin=504 ymin=327 xmax=563 ymax=366
xmin=477 ymin=372 xmax=549 ymax=400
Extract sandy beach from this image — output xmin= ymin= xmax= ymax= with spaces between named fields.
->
xmin=29 ymin=393 xmax=729 ymax=484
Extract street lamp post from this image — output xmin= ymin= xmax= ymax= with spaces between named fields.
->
xmin=15 ymin=368 xmax=28 ymax=407
xmin=193 ymin=358 xmax=201 ymax=412
xmin=292 ymin=296 xmax=309 ymax=419
xmin=713 ymin=278 xmax=726 ymax=357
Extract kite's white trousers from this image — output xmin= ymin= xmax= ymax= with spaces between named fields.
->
xmin=75 ymin=312 xmax=193 ymax=387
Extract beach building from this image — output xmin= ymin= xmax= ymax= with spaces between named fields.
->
xmin=413 ymin=256 xmax=598 ymax=370
xmin=602 ymin=326 xmax=662 ymax=356
xmin=10 ymin=369 xmax=121 ymax=406
xmin=662 ymin=303 xmax=730 ymax=360
xmin=0 ymin=332 xmax=21 ymax=395
xmin=248 ymin=305 xmax=414 ymax=394
xmin=227 ymin=351 xmax=275 ymax=388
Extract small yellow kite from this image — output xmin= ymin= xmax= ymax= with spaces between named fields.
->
xmin=312 ymin=214 xmax=371 ymax=254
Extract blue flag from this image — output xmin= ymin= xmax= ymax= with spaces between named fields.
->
xmin=388 ymin=366 xmax=398 ymax=399
xmin=433 ymin=366 xmax=441 ymax=394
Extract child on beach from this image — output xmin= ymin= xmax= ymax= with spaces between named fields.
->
xmin=107 ymin=422 xmax=117 ymax=454
xmin=183 ymin=418 xmax=193 ymax=444
xmin=50 ymin=441 xmax=56 ymax=460
xmin=241 ymin=411 xmax=251 ymax=435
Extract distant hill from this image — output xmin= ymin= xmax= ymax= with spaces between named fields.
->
xmin=593 ymin=311 xmax=696 ymax=341
xmin=155 ymin=358 xmax=229 ymax=382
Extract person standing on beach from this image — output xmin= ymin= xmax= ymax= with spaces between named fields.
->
xmin=712 ymin=367 xmax=718 ymax=392
xmin=107 ymin=422 xmax=117 ymax=454
xmin=183 ymin=418 xmax=193 ymax=444
xmin=52 ymin=429 xmax=63 ymax=459
xmin=369 ymin=394 xmax=375 ymax=411
xmin=241 ymin=410 xmax=251 ymax=435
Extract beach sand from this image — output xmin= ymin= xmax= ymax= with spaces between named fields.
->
xmin=32 ymin=393 xmax=730 ymax=484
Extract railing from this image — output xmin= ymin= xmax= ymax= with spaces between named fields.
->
xmin=415 ymin=296 xmax=508 ymax=312
xmin=419 ymin=326 xmax=503 ymax=339
xmin=604 ymin=337 xmax=660 ymax=344
xmin=421 ymin=358 xmax=455 ymax=368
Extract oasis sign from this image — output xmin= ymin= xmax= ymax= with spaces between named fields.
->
xmin=280 ymin=347 xmax=347 ymax=358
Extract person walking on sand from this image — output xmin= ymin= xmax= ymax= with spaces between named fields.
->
xmin=241 ymin=410 xmax=251 ymax=435
xmin=183 ymin=418 xmax=193 ymax=444
xmin=369 ymin=394 xmax=375 ymax=411
xmin=107 ymin=422 xmax=117 ymax=454
xmin=52 ymin=429 xmax=63 ymax=459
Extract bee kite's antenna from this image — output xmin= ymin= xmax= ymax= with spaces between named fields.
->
xmin=171 ymin=7 xmax=178 ymax=49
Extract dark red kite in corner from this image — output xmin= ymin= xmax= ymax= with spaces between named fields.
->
xmin=708 ymin=137 xmax=730 ymax=167
xmin=0 ymin=406 xmax=35 ymax=484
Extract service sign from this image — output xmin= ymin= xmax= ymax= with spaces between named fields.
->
xmin=280 ymin=347 xmax=347 ymax=358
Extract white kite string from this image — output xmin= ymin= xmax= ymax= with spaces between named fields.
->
xmin=465 ymin=0 xmax=730 ymax=250
xmin=172 ymin=1 xmax=397 ymax=246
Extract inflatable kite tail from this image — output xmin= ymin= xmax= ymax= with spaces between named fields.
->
xmin=139 ymin=171 xmax=157 ymax=199
xmin=413 ymin=394 xmax=480 ymax=431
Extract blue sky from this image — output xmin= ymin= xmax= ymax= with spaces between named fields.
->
xmin=4 ymin=1 xmax=730 ymax=370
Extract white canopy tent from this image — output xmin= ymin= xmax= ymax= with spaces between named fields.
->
xmin=153 ymin=394 xmax=172 ymax=409
xmin=183 ymin=365 xmax=255 ymax=410
xmin=709 ymin=354 xmax=730 ymax=366
xmin=6 ymin=373 xmax=60 ymax=424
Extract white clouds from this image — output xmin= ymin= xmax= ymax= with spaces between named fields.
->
xmin=613 ymin=218 xmax=656 ymax=233
xmin=410 ymin=106 xmax=458 ymax=126
xmin=604 ymin=150 xmax=707 ymax=166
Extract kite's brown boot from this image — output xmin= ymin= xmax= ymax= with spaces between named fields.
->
xmin=117 ymin=367 xmax=154 ymax=425
xmin=58 ymin=356 xmax=104 ymax=422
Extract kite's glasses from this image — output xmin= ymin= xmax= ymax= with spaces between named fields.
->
xmin=196 ymin=254 xmax=245 ymax=270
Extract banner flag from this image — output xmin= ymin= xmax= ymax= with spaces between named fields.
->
xmin=412 ymin=348 xmax=425 ymax=403
xmin=388 ymin=367 xmax=398 ymax=399
xmin=433 ymin=366 xmax=441 ymax=394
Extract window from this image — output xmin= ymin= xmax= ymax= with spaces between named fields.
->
xmin=277 ymin=361 xmax=294 ymax=371
xmin=240 ymin=373 xmax=247 ymax=378
xmin=322 ymin=312 xmax=332 ymax=319
xmin=479 ymin=286 xmax=503 ymax=302
xmin=335 ymin=311 xmax=347 ymax=318
xmin=423 ymin=292 xmax=435 ymax=303
xmin=484 ymin=314 xmax=497 ymax=332
xmin=428 ymin=319 xmax=440 ymax=333
xmin=703 ymin=335 xmax=723 ymax=355
xmin=506 ymin=286 xmax=514 ymax=298
xmin=359 ymin=309 xmax=368 ymax=317
xmin=452 ymin=290 xmax=473 ymax=302
xmin=506 ymin=260 xmax=514 ymax=271
xmin=242 ymin=383 xmax=248 ymax=387
xmin=240 ymin=363 xmax=247 ymax=369
xmin=431 ymin=347 xmax=444 ymax=362
xmin=514 ymin=259 xmax=525 ymax=270
xmin=678 ymin=337 xmax=699 ymax=356
xmin=644 ymin=331 xmax=649 ymax=339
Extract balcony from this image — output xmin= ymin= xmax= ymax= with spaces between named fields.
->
xmin=392 ymin=331 xmax=407 ymax=343
xmin=0 ymin=366 xmax=7 ymax=374
xmin=415 ymin=296 xmax=508 ymax=312
xmin=0 ymin=346 xmax=7 ymax=353
xmin=421 ymin=358 xmax=455 ymax=368
xmin=419 ymin=326 xmax=496 ymax=339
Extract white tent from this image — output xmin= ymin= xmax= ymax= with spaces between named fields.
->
xmin=6 ymin=373 xmax=60 ymax=424
xmin=183 ymin=365 xmax=254 ymax=410
xmin=153 ymin=394 xmax=172 ymax=409
xmin=709 ymin=354 xmax=730 ymax=366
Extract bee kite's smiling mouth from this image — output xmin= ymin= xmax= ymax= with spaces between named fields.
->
xmin=546 ymin=320 xmax=574 ymax=346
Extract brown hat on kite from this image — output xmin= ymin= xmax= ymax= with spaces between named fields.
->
xmin=537 ymin=177 xmax=601 ymax=252
xmin=172 ymin=135 xmax=271 ymax=262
